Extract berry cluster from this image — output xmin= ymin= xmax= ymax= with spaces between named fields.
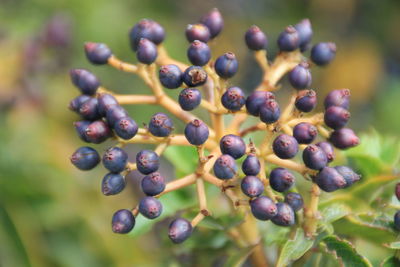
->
xmin=393 ymin=183 xmax=400 ymax=230
xmin=69 ymin=8 xmax=360 ymax=244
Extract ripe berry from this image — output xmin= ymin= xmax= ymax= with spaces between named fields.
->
xmin=284 ymin=192 xmax=304 ymax=212
xmin=294 ymin=19 xmax=312 ymax=51
xmin=70 ymin=69 xmax=100 ymax=95
xmin=102 ymin=147 xmax=128 ymax=173
xmin=69 ymin=95 xmax=91 ymax=113
xmin=148 ymin=112 xmax=174 ymax=137
xmin=303 ymin=145 xmax=328 ymax=170
xmin=250 ymin=196 xmax=277 ymax=220
xmin=182 ymin=66 xmax=208 ymax=87
xmin=394 ymin=211 xmax=400 ymax=231
xmin=136 ymin=38 xmax=158 ymax=64
xmin=112 ymin=209 xmax=135 ymax=234
xmin=114 ymin=117 xmax=138 ymax=140
xmin=106 ymin=105 xmax=129 ymax=127
xmin=141 ymin=172 xmax=166 ymax=196
xmin=324 ymin=89 xmax=351 ymax=110
xmin=70 ymin=146 xmax=100 ymax=170
xmin=168 ymin=218 xmax=193 ymax=244
xmin=311 ymin=42 xmax=336 ymax=66
xmin=324 ymin=106 xmax=350 ymax=130
xmin=214 ymin=52 xmax=238 ymax=79
xmin=187 ymin=40 xmax=211 ymax=66
xmin=259 ymin=99 xmax=280 ymax=124
xmin=97 ymin=93 xmax=118 ymax=116
xmin=221 ymin=86 xmax=246 ymax=111
xmin=184 ymin=119 xmax=209 ymax=146
xmin=129 ymin=19 xmax=165 ymax=51
xmin=246 ymin=91 xmax=275 ymax=116
xmin=84 ymin=42 xmax=112 ymax=65
xmin=242 ymin=154 xmax=260 ymax=176
xmin=277 ymin=26 xmax=299 ymax=51
xmin=271 ymin=202 xmax=295 ymax=226
xmin=329 ymin=128 xmax=360 ymax=149
xmin=159 ymin=64 xmax=183 ymax=89
xmin=316 ymin=141 xmax=335 ymax=162
xmin=293 ymin=122 xmax=317 ymax=144
xmin=139 ymin=196 xmax=163 ymax=219
xmin=102 ymin=173 xmax=126 ymax=195
xmin=136 ymin=150 xmax=160 ymax=175
xmin=220 ymin=134 xmax=246 ymax=159
xmin=289 ymin=62 xmax=312 ymax=89
xmin=396 ymin=183 xmax=400 ymax=201
xmin=272 ymin=134 xmax=299 ymax=159
xmin=314 ymin=167 xmax=346 ymax=192
xmin=213 ymin=154 xmax=237 ymax=180
xmin=241 ymin=176 xmax=264 ymax=198
xmin=295 ymin=89 xmax=317 ymax=112
xmin=200 ymin=8 xmax=224 ymax=39
xmin=84 ymin=120 xmax=111 ymax=144
xmin=74 ymin=120 xmax=91 ymax=142
xmin=269 ymin=168 xmax=295 ymax=192
xmin=245 ymin=25 xmax=267 ymax=51
xmin=334 ymin=166 xmax=361 ymax=188
xmin=179 ymin=88 xmax=202 ymax=111
xmin=185 ymin=23 xmax=210 ymax=43
xmin=79 ymin=97 xmax=100 ymax=120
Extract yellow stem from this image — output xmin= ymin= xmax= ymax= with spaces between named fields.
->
xmin=107 ymin=55 xmax=138 ymax=73
xmin=303 ymin=183 xmax=321 ymax=237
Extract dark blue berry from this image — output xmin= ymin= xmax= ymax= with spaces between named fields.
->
xmin=314 ymin=167 xmax=346 ymax=192
xmin=102 ymin=147 xmax=128 ymax=173
xmin=159 ymin=64 xmax=183 ymax=89
xmin=187 ymin=40 xmax=211 ymax=66
xmin=69 ymin=95 xmax=91 ymax=113
xmin=136 ymin=38 xmax=158 ymax=64
xmin=250 ymin=196 xmax=277 ymax=220
xmin=294 ymin=19 xmax=312 ymax=51
xmin=179 ymin=88 xmax=202 ymax=111
xmin=70 ymin=69 xmax=100 ymax=95
xmin=112 ymin=209 xmax=135 ymax=234
xmin=214 ymin=52 xmax=238 ymax=79
xmin=184 ymin=119 xmax=209 ymax=146
xmin=129 ymin=19 xmax=165 ymax=51
xmin=329 ymin=128 xmax=359 ymax=149
xmin=269 ymin=168 xmax=295 ymax=192
xmin=242 ymin=154 xmax=260 ymax=176
xmin=245 ymin=25 xmax=267 ymax=51
xmin=185 ymin=23 xmax=210 ymax=43
xmin=394 ymin=211 xmax=400 ymax=231
xmin=271 ymin=202 xmax=295 ymax=226
xmin=102 ymin=173 xmax=126 ymax=195
xmin=200 ymin=8 xmax=224 ymax=39
xmin=139 ymin=196 xmax=163 ymax=219
xmin=84 ymin=120 xmax=111 ymax=144
xmin=136 ymin=150 xmax=160 ymax=175
xmin=74 ymin=120 xmax=91 ymax=142
xmin=84 ymin=42 xmax=112 ymax=65
xmin=114 ymin=117 xmax=138 ymax=140
xmin=97 ymin=93 xmax=118 ymax=116
xmin=277 ymin=26 xmax=299 ymax=51
xmin=79 ymin=97 xmax=100 ymax=120
xmin=70 ymin=146 xmax=100 ymax=170
xmin=324 ymin=106 xmax=350 ymax=129
xmin=324 ymin=89 xmax=350 ymax=110
xmin=106 ymin=105 xmax=129 ymax=127
xmin=289 ymin=62 xmax=312 ymax=89
xmin=221 ymin=86 xmax=246 ymax=111
xmin=246 ymin=91 xmax=275 ymax=116
xmin=303 ymin=145 xmax=328 ymax=170
xmin=213 ymin=154 xmax=237 ymax=180
xmin=182 ymin=66 xmax=208 ymax=87
xmin=141 ymin=172 xmax=166 ymax=196
xmin=272 ymin=134 xmax=299 ymax=159
xmin=148 ymin=112 xmax=174 ymax=137
xmin=316 ymin=141 xmax=335 ymax=162
xmin=334 ymin=166 xmax=360 ymax=188
xmin=259 ymin=99 xmax=280 ymax=124
xmin=168 ymin=218 xmax=193 ymax=244
xmin=293 ymin=122 xmax=317 ymax=144
xmin=295 ymin=89 xmax=317 ymax=112
xmin=396 ymin=183 xmax=400 ymax=201
xmin=284 ymin=192 xmax=303 ymax=212
xmin=311 ymin=42 xmax=336 ymax=66
xmin=241 ymin=176 xmax=264 ymax=198
xmin=220 ymin=134 xmax=246 ymax=159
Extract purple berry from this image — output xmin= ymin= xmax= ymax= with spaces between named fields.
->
xmin=69 ymin=95 xmax=91 ymax=113
xmin=148 ymin=112 xmax=174 ymax=137
xmin=129 ymin=19 xmax=165 ymax=51
xmin=289 ymin=62 xmax=312 ymax=89
xmin=295 ymin=89 xmax=317 ymax=112
xmin=106 ymin=105 xmax=129 ymax=127
xmin=221 ymin=86 xmax=246 ymax=111
xmin=271 ymin=202 xmax=295 ymax=226
xmin=293 ymin=122 xmax=317 ymax=144
xmin=179 ymin=88 xmax=202 ymax=111
xmin=284 ymin=192 xmax=303 ymax=212
xmin=250 ymin=196 xmax=277 ymax=220
xmin=74 ymin=120 xmax=91 ymax=142
xmin=141 ymin=172 xmax=166 ymax=196
xmin=324 ymin=106 xmax=350 ymax=130
xmin=395 ymin=211 xmax=400 ymax=231
xmin=102 ymin=173 xmax=126 ymax=195
xmin=242 ymin=154 xmax=261 ymax=176
xmin=84 ymin=120 xmax=111 ymax=144
xmin=245 ymin=25 xmax=267 ymax=51
xmin=112 ymin=209 xmax=135 ymax=234
xmin=70 ymin=69 xmax=100 ymax=95
xmin=334 ymin=166 xmax=361 ymax=188
xmin=79 ymin=97 xmax=100 ymax=120
xmin=184 ymin=119 xmax=209 ymax=146
xmin=220 ymin=134 xmax=246 ymax=159
xmin=97 ymin=93 xmax=118 ymax=116
xmin=185 ymin=23 xmax=210 ymax=43
xmin=168 ymin=218 xmax=193 ymax=244
xmin=294 ymin=19 xmax=312 ymax=51
xmin=159 ymin=64 xmax=183 ymax=89
xmin=136 ymin=150 xmax=160 ymax=175
xmin=396 ymin=183 xmax=400 ymax=201
xmin=139 ymin=196 xmax=163 ymax=219
xmin=269 ymin=168 xmax=295 ymax=192
xmin=272 ymin=134 xmax=299 ymax=159
xmin=241 ymin=176 xmax=264 ymax=198
xmin=246 ymin=91 xmax=276 ymax=116
xmin=136 ymin=38 xmax=158 ymax=64
xmin=70 ymin=146 xmax=100 ymax=170
xmin=311 ymin=42 xmax=336 ymax=66
xmin=214 ymin=52 xmax=238 ymax=79
xmin=329 ymin=128 xmax=360 ymax=149
xmin=303 ymin=145 xmax=328 ymax=170
xmin=102 ymin=147 xmax=128 ymax=173
xmin=324 ymin=89 xmax=351 ymax=110
xmin=314 ymin=167 xmax=346 ymax=192
xmin=316 ymin=141 xmax=335 ymax=162
xmin=114 ymin=117 xmax=138 ymax=140
xmin=187 ymin=40 xmax=211 ymax=66
xmin=182 ymin=66 xmax=208 ymax=87
xmin=84 ymin=42 xmax=112 ymax=65
xmin=277 ymin=26 xmax=299 ymax=51
xmin=200 ymin=8 xmax=224 ymax=39
xmin=213 ymin=154 xmax=237 ymax=180
xmin=259 ymin=99 xmax=280 ymax=124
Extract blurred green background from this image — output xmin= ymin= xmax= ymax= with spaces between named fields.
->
xmin=0 ymin=0 xmax=399 ymax=266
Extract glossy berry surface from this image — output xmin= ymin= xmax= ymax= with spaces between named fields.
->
xmin=245 ymin=25 xmax=267 ymax=50
xmin=178 ymin=88 xmax=202 ymax=111
xmin=269 ymin=168 xmax=295 ymax=192
xmin=148 ymin=112 xmax=174 ymax=137
xmin=246 ymin=91 xmax=275 ymax=116
xmin=69 ymin=95 xmax=91 ymax=113
xmin=284 ymin=192 xmax=304 ymax=212
xmin=136 ymin=38 xmax=158 ymax=64
xmin=395 ymin=211 xmax=400 ymax=231
xmin=102 ymin=147 xmax=128 ymax=173
xmin=97 ymin=93 xmax=118 ymax=116
xmin=136 ymin=150 xmax=160 ymax=175
xmin=250 ymin=196 xmax=277 ymax=221
xmin=159 ymin=64 xmax=183 ymax=89
xmin=185 ymin=23 xmax=210 ymax=43
xmin=114 ymin=117 xmax=138 ymax=140
xmin=74 ymin=120 xmax=91 ymax=142
xmin=213 ymin=154 xmax=237 ymax=180
xmin=84 ymin=120 xmax=111 ymax=144
xmin=182 ymin=66 xmax=208 ymax=87
xmin=139 ymin=196 xmax=163 ymax=219
xmin=184 ymin=119 xmax=209 ymax=146
xmin=168 ymin=218 xmax=193 ymax=244
xmin=70 ymin=146 xmax=100 ymax=170
xmin=241 ymin=176 xmax=264 ymax=198
xmin=187 ymin=40 xmax=211 ymax=66
xmin=303 ymin=145 xmax=328 ymax=170
xmin=324 ymin=89 xmax=350 ymax=110
xmin=215 ymin=52 xmax=238 ymax=79
xmin=70 ymin=69 xmax=100 ymax=95
xmin=293 ymin=122 xmax=317 ymax=144
xmin=141 ymin=172 xmax=166 ymax=196
xmin=271 ymin=202 xmax=295 ymax=226
xmin=242 ymin=154 xmax=261 ymax=176
xmin=84 ymin=42 xmax=112 ymax=65
xmin=129 ymin=19 xmax=165 ymax=51
xmin=112 ymin=209 xmax=135 ymax=234
xmin=259 ymin=99 xmax=280 ymax=124
xmin=200 ymin=8 xmax=223 ymax=38
xmin=324 ymin=106 xmax=350 ymax=129
xmin=272 ymin=134 xmax=299 ymax=159
xmin=314 ymin=167 xmax=346 ymax=192
xmin=334 ymin=166 xmax=360 ymax=188
xmin=329 ymin=128 xmax=360 ymax=149
xmin=311 ymin=42 xmax=336 ymax=66
xmin=221 ymin=87 xmax=246 ymax=111
xmin=79 ymin=97 xmax=100 ymax=120
xmin=106 ymin=105 xmax=129 ymax=127
xmin=102 ymin=173 xmax=126 ymax=195
xmin=277 ymin=26 xmax=299 ymax=51
xmin=295 ymin=89 xmax=317 ymax=112
xmin=316 ymin=141 xmax=335 ymax=162
xmin=219 ymin=134 xmax=246 ymax=159
xmin=294 ymin=19 xmax=312 ymax=50
xmin=288 ymin=62 xmax=312 ymax=89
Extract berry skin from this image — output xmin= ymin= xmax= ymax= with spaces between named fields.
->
xmin=303 ymin=145 xmax=328 ymax=170
xmin=184 ymin=119 xmax=209 ymax=146
xmin=102 ymin=147 xmax=128 ymax=173
xmin=284 ymin=192 xmax=304 ymax=212
xmin=136 ymin=38 xmax=158 ymax=64
xmin=295 ymin=89 xmax=317 ymax=113
xmin=334 ymin=166 xmax=360 ymax=188
xmin=329 ymin=128 xmax=360 ymax=149
xmin=139 ymin=196 xmax=163 ymax=219
xmin=114 ymin=117 xmax=138 ymax=140
xmin=242 ymin=154 xmax=261 ymax=176
xmin=97 ymin=93 xmax=119 ymax=116
xmin=70 ymin=146 xmax=100 ymax=170
xmin=213 ymin=154 xmax=237 ymax=180
xmin=294 ymin=19 xmax=312 ymax=51
xmin=241 ymin=176 xmax=264 ymax=198
xmin=293 ymin=122 xmax=317 ymax=144
xmin=314 ymin=167 xmax=346 ymax=192
xmin=79 ymin=97 xmax=100 ymax=120
xmin=250 ymin=196 xmax=278 ymax=220
xmin=316 ymin=141 xmax=335 ymax=162
xmin=324 ymin=106 xmax=350 ymax=130
xmin=221 ymin=86 xmax=246 ymax=111
xmin=182 ymin=66 xmax=208 ymax=87
xmin=395 ymin=211 xmax=400 ymax=231
xmin=311 ymin=42 xmax=336 ymax=66
xmin=84 ymin=42 xmax=112 ymax=65
xmin=324 ymin=89 xmax=351 ymax=110
xmin=289 ymin=62 xmax=312 ymax=90
xmin=148 ymin=112 xmax=174 ymax=137
xmin=112 ymin=209 xmax=135 ymax=234
xmin=141 ymin=172 xmax=166 ymax=196
xmin=168 ymin=218 xmax=193 ymax=244
xmin=70 ymin=69 xmax=100 ymax=95
xmin=246 ymin=91 xmax=276 ymax=116
xmin=269 ymin=168 xmax=295 ymax=192
xmin=74 ymin=120 xmax=91 ymax=142
xmin=220 ymin=134 xmax=246 ymax=159
xmin=214 ymin=52 xmax=238 ymax=79
xmin=179 ymin=88 xmax=202 ymax=111
xmin=136 ymin=150 xmax=160 ymax=175
xmin=187 ymin=40 xmax=211 ymax=66
xmin=159 ymin=64 xmax=183 ymax=89
xmin=277 ymin=26 xmax=300 ymax=51
xmin=396 ymin=183 xmax=400 ymax=201
xmin=245 ymin=25 xmax=267 ymax=51
xmin=69 ymin=95 xmax=91 ymax=113
xmin=102 ymin=173 xmax=126 ymax=195
xmin=129 ymin=19 xmax=165 ymax=51
xmin=84 ymin=120 xmax=111 ymax=144
xmin=259 ymin=99 xmax=280 ymax=124
xmin=271 ymin=202 xmax=295 ymax=226
xmin=185 ymin=23 xmax=210 ymax=43
xmin=200 ymin=8 xmax=224 ymax=39
xmin=272 ymin=134 xmax=299 ymax=159
xmin=106 ymin=105 xmax=129 ymax=127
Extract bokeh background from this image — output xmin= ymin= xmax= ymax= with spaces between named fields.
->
xmin=1 ymin=0 xmax=399 ymax=266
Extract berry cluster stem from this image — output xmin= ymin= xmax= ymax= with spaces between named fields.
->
xmin=303 ymin=183 xmax=321 ymax=237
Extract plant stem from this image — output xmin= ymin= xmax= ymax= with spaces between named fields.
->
xmin=303 ymin=183 xmax=321 ymax=237
xmin=107 ymin=55 xmax=138 ymax=73
xmin=264 ymin=154 xmax=307 ymax=174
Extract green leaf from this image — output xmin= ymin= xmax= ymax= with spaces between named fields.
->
xmin=320 ymin=204 xmax=351 ymax=224
xmin=384 ymin=241 xmax=400 ymax=250
xmin=276 ymin=228 xmax=314 ymax=267
xmin=163 ymin=146 xmax=198 ymax=176
xmin=322 ymin=235 xmax=372 ymax=267
xmin=381 ymin=256 xmax=400 ymax=267
xmin=223 ymin=245 xmax=256 ymax=267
